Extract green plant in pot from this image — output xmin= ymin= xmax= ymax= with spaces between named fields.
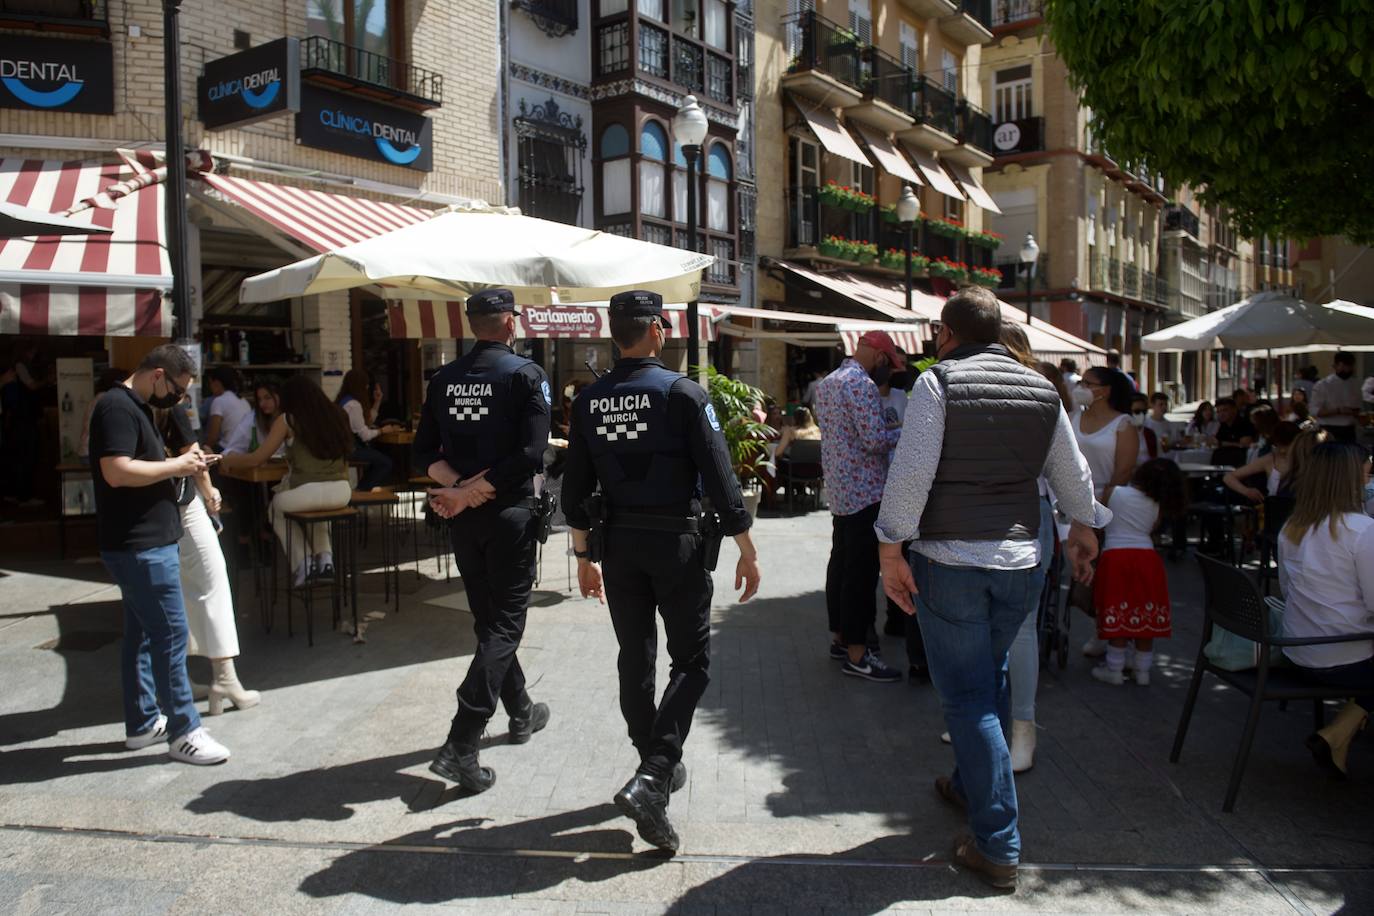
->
xmin=703 ymin=366 xmax=775 ymax=512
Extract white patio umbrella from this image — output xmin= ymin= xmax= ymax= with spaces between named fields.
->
xmin=1142 ymin=291 xmax=1374 ymax=352
xmin=239 ymin=208 xmax=714 ymax=306
xmin=0 ymin=201 xmax=114 ymax=239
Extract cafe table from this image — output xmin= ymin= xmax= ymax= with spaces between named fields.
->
xmin=376 ymin=429 xmax=415 ymax=446
xmin=220 ymin=459 xmax=288 ymax=613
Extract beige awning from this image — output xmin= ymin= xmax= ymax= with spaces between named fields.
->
xmin=901 ymin=144 xmax=965 ymax=200
xmin=770 ymin=259 xmax=942 ymax=324
xmin=790 ymin=95 xmax=874 ymax=168
xmin=854 ymin=124 xmax=921 ymax=185
xmin=945 ymin=162 xmax=1001 ymax=214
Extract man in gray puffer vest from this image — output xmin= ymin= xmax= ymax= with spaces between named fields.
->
xmin=876 ymin=286 xmax=1109 ymax=891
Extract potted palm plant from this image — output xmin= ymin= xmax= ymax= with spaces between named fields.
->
xmin=704 ymin=366 xmax=774 ymax=517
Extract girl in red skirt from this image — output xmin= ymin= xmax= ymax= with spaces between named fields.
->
xmin=1092 ymin=459 xmax=1188 ymax=686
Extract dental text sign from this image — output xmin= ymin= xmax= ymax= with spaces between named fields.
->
xmin=0 ymin=36 xmax=113 ymax=114
xmin=296 ymin=85 xmax=433 ymax=172
xmin=199 ymin=38 xmax=300 ymax=130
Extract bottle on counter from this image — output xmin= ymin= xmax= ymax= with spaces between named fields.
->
xmin=211 ymin=334 xmax=225 ymax=363
xmin=237 ymin=332 xmax=250 ymax=366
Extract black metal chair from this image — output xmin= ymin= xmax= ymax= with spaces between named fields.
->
xmin=1171 ymin=555 xmax=1374 ymax=811
xmin=779 ymin=438 xmax=824 ymax=512
xmin=1256 ymin=495 xmax=1295 ymax=595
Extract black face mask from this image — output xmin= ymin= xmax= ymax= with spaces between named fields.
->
xmin=1336 ymin=369 xmax=1354 ymax=380
xmin=147 ymin=377 xmax=183 ymax=409
xmin=869 ymin=361 xmax=892 ymax=387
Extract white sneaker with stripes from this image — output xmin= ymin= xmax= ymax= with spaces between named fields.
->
xmin=169 ymin=727 xmax=230 ymax=765
xmin=125 ymin=714 xmax=168 ymax=750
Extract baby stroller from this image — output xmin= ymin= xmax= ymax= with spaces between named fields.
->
xmin=1037 ymin=519 xmax=1071 ymax=670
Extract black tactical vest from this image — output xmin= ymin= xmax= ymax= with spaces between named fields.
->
xmin=576 ymin=362 xmax=698 ymax=508
xmin=919 ymin=344 xmax=1061 ymax=542
xmin=438 ymin=348 xmax=532 ymax=480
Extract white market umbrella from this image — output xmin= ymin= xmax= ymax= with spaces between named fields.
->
xmin=0 ymin=201 xmax=115 ymax=239
xmin=1142 ymin=291 xmax=1374 ymax=352
xmin=239 ymin=209 xmax=714 ymax=306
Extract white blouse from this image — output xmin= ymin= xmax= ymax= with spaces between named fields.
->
xmin=341 ymin=398 xmax=378 ymax=442
xmin=1072 ymin=411 xmax=1136 ymax=499
xmin=1279 ymin=513 xmax=1374 ymax=669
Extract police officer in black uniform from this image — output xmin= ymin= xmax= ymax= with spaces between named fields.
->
xmin=414 ymin=288 xmax=553 ymax=793
xmin=562 ymin=290 xmax=761 ymax=852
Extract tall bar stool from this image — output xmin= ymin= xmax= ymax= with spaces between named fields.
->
xmin=282 ymin=506 xmax=359 ymax=646
xmin=405 ymin=475 xmax=451 ymax=581
xmin=349 ymin=488 xmax=401 ymax=611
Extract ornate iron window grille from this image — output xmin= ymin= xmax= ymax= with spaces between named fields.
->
xmin=514 ymin=0 xmax=578 ymax=38
xmin=514 ymin=97 xmax=587 ymax=226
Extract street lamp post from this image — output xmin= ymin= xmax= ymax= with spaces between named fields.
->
xmin=1019 ymin=232 xmax=1040 ymax=322
xmin=163 ymin=0 xmax=193 ymax=341
xmin=895 ymin=185 xmax=920 ymax=313
xmin=673 ymin=95 xmax=709 ymax=378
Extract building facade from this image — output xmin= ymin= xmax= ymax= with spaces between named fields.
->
xmin=1 ymin=0 xmax=503 ymax=406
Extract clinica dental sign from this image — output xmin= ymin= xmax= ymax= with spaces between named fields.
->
xmin=0 ymin=36 xmax=113 ymax=114
xmin=199 ymin=39 xmax=300 ymax=130
xmin=296 ymin=84 xmax=433 ymax=172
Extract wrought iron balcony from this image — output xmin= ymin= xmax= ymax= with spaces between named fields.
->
xmin=992 ymin=0 xmax=1043 ymax=26
xmin=944 ymin=0 xmax=995 ymax=45
xmin=299 ymin=35 xmax=442 ymax=110
xmin=911 ymin=77 xmax=959 ymax=137
xmin=513 ymin=0 xmax=578 ymax=37
xmin=1164 ymin=203 xmax=1201 ymax=239
xmin=863 ymin=45 xmax=910 ymax=112
xmin=0 ymin=0 xmax=107 ymax=35
xmin=957 ymin=101 xmax=994 ymax=156
xmin=783 ymin=11 xmax=864 ymax=96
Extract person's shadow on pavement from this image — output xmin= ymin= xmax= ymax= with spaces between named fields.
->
xmin=297 ymin=805 xmax=664 ymax=905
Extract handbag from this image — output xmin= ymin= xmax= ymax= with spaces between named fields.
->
xmin=1203 ymin=597 xmax=1287 ymax=671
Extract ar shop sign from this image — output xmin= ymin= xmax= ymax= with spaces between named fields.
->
xmin=297 ymin=85 xmax=433 ymax=171
xmin=0 ymin=35 xmax=113 ymax=114
xmin=199 ymin=38 xmax=300 ymax=130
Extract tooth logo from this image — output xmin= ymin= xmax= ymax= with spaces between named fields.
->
xmin=242 ymin=78 xmax=280 ymax=109
xmin=376 ymin=136 xmax=422 ymax=165
xmin=0 ymin=59 xmax=83 ymax=109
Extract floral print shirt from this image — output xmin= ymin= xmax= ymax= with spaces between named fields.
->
xmin=813 ymin=359 xmax=901 ymax=516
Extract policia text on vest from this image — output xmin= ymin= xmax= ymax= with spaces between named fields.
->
xmin=561 ymin=290 xmax=761 ymax=854
xmin=413 ymin=289 xmax=554 ymax=794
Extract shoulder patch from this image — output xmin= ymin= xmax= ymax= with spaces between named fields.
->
xmin=541 ymin=379 xmax=552 ymax=406
xmin=705 ymin=403 xmax=721 ymax=432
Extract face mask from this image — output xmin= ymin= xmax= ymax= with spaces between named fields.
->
xmin=147 ymin=376 xmax=182 ymax=409
xmin=1129 ymin=413 xmax=1145 ymax=427
xmin=868 ymin=361 xmax=892 ymax=387
xmin=1071 ymin=386 xmax=1094 ymax=409
xmin=1336 ymin=370 xmax=1354 ymax=380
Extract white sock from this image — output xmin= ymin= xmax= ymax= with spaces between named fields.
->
xmin=1134 ymin=650 xmax=1153 ymax=673
xmin=315 ymin=551 xmax=333 ymax=568
xmin=1105 ymin=645 xmax=1126 ymax=672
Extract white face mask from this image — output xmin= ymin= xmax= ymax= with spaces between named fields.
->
xmin=1129 ymin=413 xmax=1146 ymax=427
xmin=1071 ymin=386 xmax=1094 ymax=409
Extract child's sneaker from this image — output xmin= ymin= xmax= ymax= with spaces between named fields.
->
xmin=1132 ymin=667 xmax=1150 ymax=686
xmin=1091 ymin=665 xmax=1124 ymax=686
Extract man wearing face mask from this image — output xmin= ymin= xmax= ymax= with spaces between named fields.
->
xmin=1312 ymin=352 xmax=1363 ymax=444
xmin=814 ymin=331 xmax=906 ymax=682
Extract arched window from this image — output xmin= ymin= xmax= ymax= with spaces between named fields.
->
xmin=600 ymin=124 xmax=631 ymax=215
xmin=706 ymin=142 xmax=733 ymax=232
xmin=639 ymin=121 xmax=668 ymax=218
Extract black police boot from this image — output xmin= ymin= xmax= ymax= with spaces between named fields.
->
xmin=430 ymin=741 xmax=495 ymax=793
xmin=509 ymin=701 xmax=550 ymax=745
xmin=614 ymin=772 xmax=679 ymax=852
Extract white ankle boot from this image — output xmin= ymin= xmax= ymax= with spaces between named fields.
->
xmin=1010 ymin=719 xmax=1037 ymax=773
xmin=207 ymin=657 xmax=261 ymax=716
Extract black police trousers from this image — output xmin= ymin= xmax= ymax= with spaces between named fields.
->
xmin=603 ymin=525 xmax=712 ymax=781
xmin=446 ymin=502 xmax=537 ymax=745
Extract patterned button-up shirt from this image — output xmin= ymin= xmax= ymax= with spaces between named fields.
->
xmin=813 ymin=359 xmax=902 ymax=517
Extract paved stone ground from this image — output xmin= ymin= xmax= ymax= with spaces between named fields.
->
xmin=1 ymin=509 xmax=1371 ymax=914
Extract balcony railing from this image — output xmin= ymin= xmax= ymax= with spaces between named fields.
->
xmin=1164 ymin=203 xmax=1201 ymax=238
xmin=912 ymin=76 xmax=959 ymax=136
xmin=300 ymin=35 xmax=442 ymax=108
xmin=705 ymin=51 xmax=732 ymax=104
xmin=957 ymin=101 xmax=994 ymax=155
xmin=784 ymin=11 xmax=864 ymax=94
xmin=513 ymin=0 xmax=578 ymax=34
xmin=707 ymin=238 xmax=736 ymax=286
xmin=1145 ymin=271 xmax=1171 ymax=307
xmin=863 ymin=45 xmax=910 ymax=112
xmin=991 ymin=115 xmax=1043 ymax=155
xmin=995 ymin=253 xmax=1048 ymax=291
xmin=1123 ymin=262 xmax=1140 ymax=298
xmin=0 ymin=0 xmax=107 ymax=34
xmin=960 ymin=0 xmax=994 ymax=28
xmin=786 ymin=185 xmax=884 ymax=251
xmin=992 ymin=0 xmax=1043 ymax=26
xmin=673 ymin=35 xmax=705 ymax=93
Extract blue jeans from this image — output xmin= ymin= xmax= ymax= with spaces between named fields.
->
xmin=1009 ymin=498 xmax=1056 ymax=721
xmin=912 ymin=553 xmax=1042 ymax=866
xmin=101 ymin=544 xmax=200 ymax=741
xmin=351 ymin=442 xmax=394 ymax=491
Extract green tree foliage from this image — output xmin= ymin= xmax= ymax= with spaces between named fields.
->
xmin=1046 ymin=0 xmax=1374 ymax=242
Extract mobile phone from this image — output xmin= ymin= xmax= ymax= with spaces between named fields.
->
xmin=203 ymin=453 xmax=223 ymax=466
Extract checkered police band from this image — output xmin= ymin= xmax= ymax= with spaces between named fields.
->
xmin=597 ymin=422 xmax=649 ymax=442
xmin=451 ymin=404 xmax=490 ymax=421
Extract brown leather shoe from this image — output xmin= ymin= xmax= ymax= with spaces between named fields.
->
xmin=952 ymin=833 xmax=1018 ymax=890
xmin=934 ymin=775 xmax=967 ymax=812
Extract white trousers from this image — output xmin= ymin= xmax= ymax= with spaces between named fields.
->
xmin=178 ymin=493 xmax=239 ymax=659
xmin=270 ymin=479 xmax=352 ymax=572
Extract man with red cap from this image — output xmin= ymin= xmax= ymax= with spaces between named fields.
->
xmin=813 ymin=329 xmax=906 ymax=682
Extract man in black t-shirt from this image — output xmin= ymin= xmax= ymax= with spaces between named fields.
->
xmin=1212 ymin=397 xmax=1256 ymax=468
xmin=90 ymin=345 xmax=230 ymax=765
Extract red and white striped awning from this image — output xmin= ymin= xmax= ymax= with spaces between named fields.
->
xmin=0 ymin=157 xmax=173 ymax=337
xmin=198 ymin=171 xmax=439 ymax=254
xmin=839 ymin=326 xmax=927 ymax=356
xmin=386 ymin=299 xmax=716 ymax=342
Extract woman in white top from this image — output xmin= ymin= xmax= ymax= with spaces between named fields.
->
xmin=1222 ymin=421 xmax=1302 ymax=503
xmin=1186 ymin=401 xmax=1220 ymax=445
xmin=1072 ymin=367 xmax=1140 ymax=503
xmin=1279 ymin=443 xmax=1374 ymax=778
xmin=335 ymin=369 xmax=400 ymax=491
xmin=204 ymin=367 xmax=255 ymax=455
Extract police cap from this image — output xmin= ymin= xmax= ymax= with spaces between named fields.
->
xmin=609 ymin=289 xmax=669 ymax=327
xmin=466 ymin=288 xmax=521 ymax=316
